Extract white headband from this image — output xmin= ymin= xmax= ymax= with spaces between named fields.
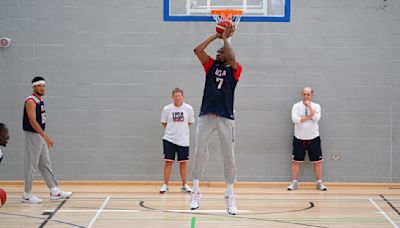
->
xmin=32 ymin=80 xmax=46 ymax=86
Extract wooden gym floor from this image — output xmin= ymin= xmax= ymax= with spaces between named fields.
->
xmin=0 ymin=182 xmax=399 ymax=228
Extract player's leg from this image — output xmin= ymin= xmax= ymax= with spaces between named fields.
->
xmin=177 ymin=145 xmax=191 ymax=192
xmin=291 ymin=162 xmax=301 ymax=180
xmin=216 ymin=117 xmax=236 ymax=186
xmin=161 ymin=161 xmax=173 ymax=193
xmin=192 ymin=115 xmax=216 ymax=188
xmin=313 ymin=162 xmax=326 ymax=190
xmin=313 ymin=162 xmax=322 ymax=180
xmin=22 ymin=132 xmax=44 ymax=204
xmin=161 ymin=139 xmax=176 ymax=193
xmin=37 ymin=144 xmax=58 ymax=189
xmin=190 ymin=115 xmax=216 ymax=210
xmin=179 ymin=162 xmax=188 ymax=186
xmin=216 ymin=117 xmax=237 ymax=215
xmin=38 ymin=144 xmax=72 ymax=200
xmin=288 ymin=137 xmax=306 ymax=191
xmin=308 ymin=137 xmax=327 ymax=191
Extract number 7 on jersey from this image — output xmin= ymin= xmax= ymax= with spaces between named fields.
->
xmin=216 ymin=77 xmax=224 ymax=89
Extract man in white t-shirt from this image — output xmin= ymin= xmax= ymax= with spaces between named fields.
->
xmin=160 ymin=88 xmax=195 ymax=194
xmin=288 ymin=87 xmax=327 ymax=191
xmin=0 ymin=122 xmax=10 ymax=164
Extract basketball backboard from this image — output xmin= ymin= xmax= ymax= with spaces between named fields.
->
xmin=163 ymin=0 xmax=290 ymax=22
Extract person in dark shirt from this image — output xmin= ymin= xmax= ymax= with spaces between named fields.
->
xmin=21 ymin=76 xmax=72 ymax=204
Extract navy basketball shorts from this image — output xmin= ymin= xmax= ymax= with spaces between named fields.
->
xmin=163 ymin=139 xmax=189 ymax=162
xmin=292 ymin=136 xmax=323 ymax=163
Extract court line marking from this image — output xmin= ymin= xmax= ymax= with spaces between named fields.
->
xmin=191 ymin=217 xmax=196 ymax=228
xmin=39 ymin=196 xmax=71 ymax=228
xmin=139 ymin=201 xmax=326 ymax=228
xmin=380 ymin=194 xmax=400 ymax=216
xmin=0 ymin=211 xmax=85 ymax=228
xmin=42 ymin=209 xmax=249 ymax=213
xmin=369 ymin=198 xmax=399 ymax=228
xmin=139 ymin=200 xmax=315 ymax=216
xmin=6 ymin=196 xmax=383 ymax=201
xmin=168 ymin=209 xmax=251 ymax=213
xmin=44 ymin=209 xmax=139 ymax=213
xmin=87 ymin=196 xmax=110 ymax=228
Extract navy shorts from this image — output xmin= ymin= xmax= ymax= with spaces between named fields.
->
xmin=292 ymin=136 xmax=322 ymax=163
xmin=163 ymin=139 xmax=189 ymax=162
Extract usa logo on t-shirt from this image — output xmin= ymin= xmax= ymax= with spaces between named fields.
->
xmin=172 ymin=112 xmax=184 ymax=122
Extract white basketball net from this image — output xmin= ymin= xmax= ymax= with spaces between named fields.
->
xmin=212 ymin=11 xmax=242 ymax=28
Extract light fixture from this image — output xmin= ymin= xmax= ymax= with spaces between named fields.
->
xmin=0 ymin=37 xmax=12 ymax=49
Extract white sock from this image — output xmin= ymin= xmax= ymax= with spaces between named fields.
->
xmin=51 ymin=187 xmax=59 ymax=194
xmin=317 ymin=180 xmax=322 ymax=183
xmin=292 ymin=180 xmax=298 ymax=183
xmin=226 ymin=184 xmax=234 ymax=195
xmin=192 ymin=179 xmax=200 ymax=192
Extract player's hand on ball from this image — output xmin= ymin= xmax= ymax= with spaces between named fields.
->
xmin=222 ymin=25 xmax=235 ymax=40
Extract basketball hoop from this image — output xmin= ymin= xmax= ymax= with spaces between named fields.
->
xmin=211 ymin=9 xmax=243 ymax=28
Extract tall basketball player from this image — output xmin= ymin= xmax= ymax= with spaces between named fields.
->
xmin=22 ymin=76 xmax=72 ymax=204
xmin=190 ymin=25 xmax=242 ymax=215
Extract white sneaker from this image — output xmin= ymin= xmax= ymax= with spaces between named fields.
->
xmin=181 ymin=184 xmax=192 ymax=193
xmin=316 ymin=182 xmax=327 ymax=191
xmin=189 ymin=191 xmax=201 ymax=210
xmin=159 ymin=184 xmax=168 ymax=194
xmin=224 ymin=194 xmax=237 ymax=215
xmin=21 ymin=193 xmax=42 ymax=204
xmin=287 ymin=182 xmax=298 ymax=191
xmin=50 ymin=190 xmax=72 ymax=200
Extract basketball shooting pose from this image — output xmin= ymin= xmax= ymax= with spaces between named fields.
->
xmin=190 ymin=25 xmax=243 ymax=215
xmin=22 ymin=77 xmax=72 ymax=204
xmin=160 ymin=88 xmax=194 ymax=194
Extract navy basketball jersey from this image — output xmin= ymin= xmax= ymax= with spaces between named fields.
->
xmin=23 ymin=95 xmax=46 ymax=132
xmin=200 ymin=57 xmax=242 ymax=120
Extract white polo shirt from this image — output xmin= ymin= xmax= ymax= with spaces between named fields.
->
xmin=161 ymin=102 xmax=194 ymax=147
xmin=291 ymin=101 xmax=321 ymax=140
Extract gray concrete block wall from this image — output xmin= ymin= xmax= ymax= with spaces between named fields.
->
xmin=0 ymin=0 xmax=399 ymax=183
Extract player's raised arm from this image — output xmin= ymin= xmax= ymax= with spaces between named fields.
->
xmin=221 ymin=25 xmax=238 ymax=70
xmin=194 ymin=34 xmax=219 ymax=65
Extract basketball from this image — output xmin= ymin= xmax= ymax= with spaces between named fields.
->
xmin=0 ymin=188 xmax=6 ymax=207
xmin=216 ymin=20 xmax=233 ymax=34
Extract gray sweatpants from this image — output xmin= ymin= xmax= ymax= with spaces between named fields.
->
xmin=192 ymin=115 xmax=237 ymax=184
xmin=24 ymin=131 xmax=58 ymax=193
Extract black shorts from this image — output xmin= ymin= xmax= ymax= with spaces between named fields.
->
xmin=292 ymin=136 xmax=322 ymax=163
xmin=163 ymin=139 xmax=189 ymax=162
